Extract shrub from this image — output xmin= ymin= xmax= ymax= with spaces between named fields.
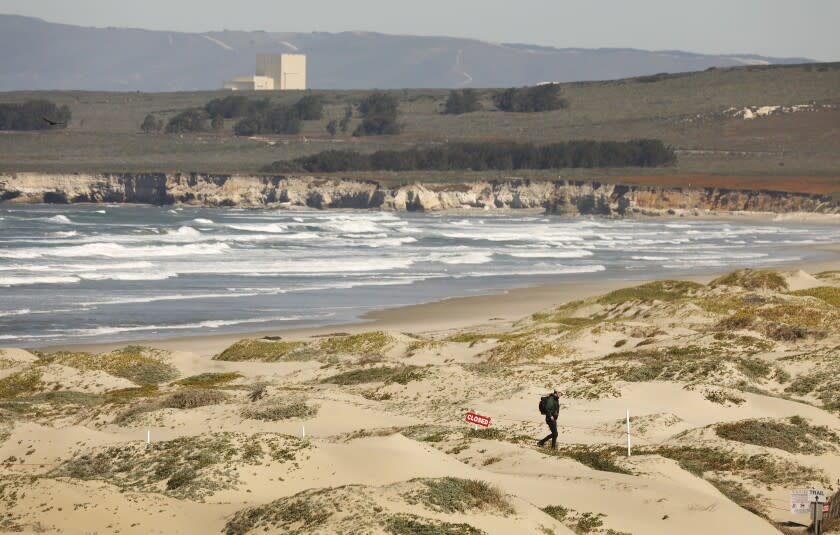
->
xmin=0 ymin=369 xmax=43 ymax=399
xmin=104 ymin=384 xmax=159 ymax=403
xmin=414 ymin=478 xmax=514 ymax=515
xmin=321 ymin=366 xmax=425 ymax=385
xmin=294 ymin=94 xmax=324 ymax=120
xmin=55 ymin=433 xmax=303 ymax=502
xmin=233 ymin=104 xmax=302 ymax=136
xmin=649 ymin=446 xmax=824 ymax=485
xmin=166 ymin=467 xmax=197 ymax=490
xmin=790 ymin=286 xmax=840 ymax=307
xmin=736 ymin=358 xmax=771 ymax=380
xmin=28 ymin=391 xmax=102 ymax=406
xmin=214 ymin=339 xmax=307 ymax=362
xmin=704 ymin=389 xmax=745 ymax=405
xmin=241 ymin=399 xmax=317 ymax=421
xmin=140 ymin=114 xmax=163 ymax=133
xmin=785 ymin=374 xmax=820 ymax=395
xmin=756 ymin=302 xmax=836 ymax=330
xmin=205 ymin=95 xmax=268 ymax=118
xmin=597 ymin=280 xmax=703 ymax=305
xmin=353 ymin=92 xmax=401 ymax=136
xmin=319 ymin=331 xmax=393 ymax=355
xmin=710 ymin=269 xmax=788 ymax=291
xmin=707 ymin=477 xmax=766 ymax=517
xmin=443 ymin=89 xmax=482 ymax=115
xmin=162 ymin=389 xmax=228 ymax=409
xmin=118 ymin=360 xmax=180 ymax=385
xmin=62 ymin=454 xmax=111 ymax=479
xmin=385 ymin=515 xmax=483 ymax=535
xmin=326 ymin=119 xmax=338 ymax=136
xmin=547 ymin=447 xmax=632 ymax=475
xmin=225 ymin=496 xmax=332 ymax=535
xmin=494 ymin=84 xmax=569 ymax=112
xmin=0 ymin=99 xmax=71 ymax=130
xmin=40 ymin=346 xmax=178 ymax=385
xmin=575 ymin=512 xmax=604 ymax=533
xmin=261 ymin=139 xmax=676 ymax=173
xmin=715 ymin=418 xmax=839 ymax=453
xmin=232 ymin=116 xmax=260 ymax=136
xmin=541 ymin=505 xmax=570 ymax=521
xmin=714 ymin=310 xmax=754 ymax=331
xmin=248 ymin=382 xmax=268 ymax=402
xmin=174 ymin=372 xmax=242 ymax=388
xmin=763 ymin=322 xmax=806 ymax=341
xmin=165 ymin=109 xmax=210 ymax=133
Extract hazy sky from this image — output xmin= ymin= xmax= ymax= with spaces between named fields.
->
xmin=3 ymin=0 xmax=839 ymax=61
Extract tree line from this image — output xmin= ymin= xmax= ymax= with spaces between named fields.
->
xmin=261 ymin=139 xmax=676 ymax=173
xmin=144 ymin=84 xmax=568 ymax=137
xmin=0 ymin=99 xmax=71 ymax=130
xmin=143 ymin=94 xmax=326 ymax=135
xmin=443 ymin=84 xmax=569 ymax=115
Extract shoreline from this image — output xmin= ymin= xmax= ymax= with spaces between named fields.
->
xmin=39 ymin=242 xmax=840 ymax=356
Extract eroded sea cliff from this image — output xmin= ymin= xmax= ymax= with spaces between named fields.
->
xmin=1 ymin=172 xmax=837 ymax=215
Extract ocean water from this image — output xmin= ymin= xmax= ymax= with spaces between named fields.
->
xmin=1 ymin=205 xmax=839 ymax=347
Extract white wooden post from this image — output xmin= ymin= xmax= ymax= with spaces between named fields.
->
xmin=147 ymin=429 xmax=150 ymax=444
xmin=302 ymin=425 xmax=306 ymax=439
xmin=626 ymin=409 xmax=631 ymax=457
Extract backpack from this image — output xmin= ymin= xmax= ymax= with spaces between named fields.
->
xmin=538 ymin=395 xmax=550 ymax=415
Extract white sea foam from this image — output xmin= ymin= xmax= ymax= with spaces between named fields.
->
xmin=0 ymin=308 xmax=31 ymax=317
xmin=503 ymin=249 xmax=594 ymax=259
xmin=360 ymin=236 xmax=417 ymax=247
xmin=78 ymin=271 xmax=175 ymax=282
xmin=63 ymin=314 xmax=331 ymax=337
xmin=0 ymin=334 xmax=54 ymax=340
xmin=0 ymin=275 xmax=80 ymax=286
xmin=320 ymin=217 xmax=384 ymax=234
xmin=193 ymin=218 xmax=214 ymax=225
xmin=0 ymin=307 xmax=89 ymax=316
xmin=226 ymin=223 xmax=288 ymax=233
xmin=459 ymin=265 xmax=606 ymax=278
xmin=0 ymin=261 xmax=156 ymax=273
xmin=80 ymin=292 xmax=259 ymax=307
xmin=168 ymin=226 xmax=201 ymax=239
xmin=0 ymin=242 xmax=229 ymax=259
xmin=51 ymin=231 xmax=78 ymax=238
xmin=435 ymin=252 xmax=494 ymax=265
xmin=47 ymin=215 xmax=73 ymax=224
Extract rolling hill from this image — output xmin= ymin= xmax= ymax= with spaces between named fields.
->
xmin=0 ymin=14 xmax=814 ymax=91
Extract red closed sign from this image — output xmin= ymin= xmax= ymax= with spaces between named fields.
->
xmin=465 ymin=411 xmax=491 ymax=427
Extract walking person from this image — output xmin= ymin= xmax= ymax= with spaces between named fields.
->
xmin=538 ymin=389 xmax=560 ymax=449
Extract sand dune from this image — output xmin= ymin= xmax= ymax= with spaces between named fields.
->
xmin=2 ymin=266 xmax=840 ymax=534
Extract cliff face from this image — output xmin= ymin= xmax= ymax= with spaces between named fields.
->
xmin=1 ymin=172 xmax=837 ymax=215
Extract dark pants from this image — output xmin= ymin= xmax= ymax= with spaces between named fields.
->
xmin=539 ymin=416 xmax=558 ymax=448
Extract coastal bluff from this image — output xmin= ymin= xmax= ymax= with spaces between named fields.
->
xmin=1 ymin=173 xmax=837 ymax=215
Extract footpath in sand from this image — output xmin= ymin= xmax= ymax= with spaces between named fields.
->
xmin=2 ymin=267 xmax=840 ymax=534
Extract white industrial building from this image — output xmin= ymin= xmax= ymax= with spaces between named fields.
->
xmin=224 ymin=54 xmax=307 ymax=91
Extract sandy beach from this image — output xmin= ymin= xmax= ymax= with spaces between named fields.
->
xmin=2 ymin=245 xmax=840 ymax=534
xmin=50 ymin=241 xmax=840 ymax=356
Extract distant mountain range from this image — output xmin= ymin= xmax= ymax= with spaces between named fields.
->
xmin=0 ymin=14 xmax=815 ymax=91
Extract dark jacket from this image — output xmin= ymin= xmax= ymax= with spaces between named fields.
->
xmin=544 ymin=394 xmax=560 ymax=419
